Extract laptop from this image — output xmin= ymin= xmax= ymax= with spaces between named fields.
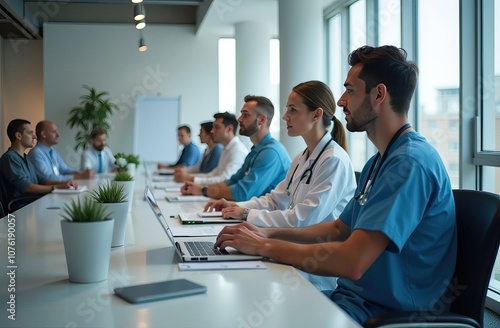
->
xmin=144 ymin=186 xmax=263 ymax=262
xmin=179 ymin=212 xmax=243 ymax=224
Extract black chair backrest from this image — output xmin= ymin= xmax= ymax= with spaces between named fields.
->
xmin=355 ymin=171 xmax=361 ymax=185
xmin=450 ymin=189 xmax=500 ymax=326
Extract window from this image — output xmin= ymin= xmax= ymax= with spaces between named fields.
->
xmin=417 ymin=0 xmax=460 ymax=188
xmin=218 ymin=38 xmax=236 ymax=114
xmin=218 ymin=38 xmax=280 ymax=139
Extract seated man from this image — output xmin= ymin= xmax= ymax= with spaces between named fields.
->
xmin=181 ymin=121 xmax=222 ymax=174
xmin=0 ymin=119 xmax=78 ymax=210
xmin=174 ymin=112 xmax=248 ymax=185
xmin=158 ymin=125 xmax=201 ymax=169
xmin=80 ymin=128 xmax=116 ymax=173
xmin=28 ymin=120 xmax=94 ymax=181
xmin=181 ymin=96 xmax=291 ymax=201
xmin=214 ymin=46 xmax=457 ymax=324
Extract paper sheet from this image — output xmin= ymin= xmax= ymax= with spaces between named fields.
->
xmin=52 ymin=185 xmax=88 ymax=194
xmin=178 ymin=261 xmax=266 ymax=271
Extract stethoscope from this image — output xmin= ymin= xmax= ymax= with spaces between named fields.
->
xmin=354 ymin=123 xmax=411 ymax=206
xmin=285 ymin=138 xmax=333 ymax=209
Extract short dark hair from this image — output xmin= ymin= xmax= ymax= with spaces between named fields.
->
xmin=200 ymin=121 xmax=214 ymax=134
xmin=7 ymin=119 xmax=31 ymax=142
xmin=244 ymin=95 xmax=274 ymax=127
xmin=213 ymin=112 xmax=238 ymax=132
xmin=348 ymin=45 xmax=419 ymax=114
xmin=178 ymin=125 xmax=191 ymax=134
xmin=35 ymin=120 xmax=50 ymax=139
xmin=90 ymin=127 xmax=106 ymax=139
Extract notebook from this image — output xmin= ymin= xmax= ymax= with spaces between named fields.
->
xmin=165 ymin=193 xmax=210 ymax=202
xmin=179 ymin=212 xmax=243 ymax=224
xmin=144 ymin=186 xmax=262 ymax=262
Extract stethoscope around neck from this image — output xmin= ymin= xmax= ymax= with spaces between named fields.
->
xmin=285 ymin=138 xmax=333 ymax=208
xmin=354 ymin=123 xmax=411 ymax=206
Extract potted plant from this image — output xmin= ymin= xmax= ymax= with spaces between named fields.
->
xmin=114 ymin=153 xmax=141 ymax=177
xmin=112 ymin=172 xmax=135 ymax=212
xmin=60 ymin=197 xmax=114 ymax=283
xmin=67 ymin=85 xmax=118 ymax=151
xmin=90 ymin=182 xmax=129 ymax=247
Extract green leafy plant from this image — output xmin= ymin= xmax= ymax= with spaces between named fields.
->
xmin=114 ymin=172 xmax=134 ymax=182
xmin=67 ymin=85 xmax=118 ymax=151
xmin=114 ymin=153 xmax=140 ymax=172
xmin=90 ymin=182 xmax=127 ymax=203
xmin=61 ymin=197 xmax=111 ymax=222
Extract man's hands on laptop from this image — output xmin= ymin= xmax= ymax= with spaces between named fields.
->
xmin=214 ymin=222 xmax=267 ymax=255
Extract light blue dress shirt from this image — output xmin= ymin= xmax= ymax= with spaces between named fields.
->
xmin=225 ymin=133 xmax=291 ymax=201
xmin=172 ymin=142 xmax=201 ymax=167
xmin=28 ymin=143 xmax=76 ymax=181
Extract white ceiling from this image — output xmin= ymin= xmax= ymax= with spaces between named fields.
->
xmin=0 ymin=0 xmax=336 ymax=39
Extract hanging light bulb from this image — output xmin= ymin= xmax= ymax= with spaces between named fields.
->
xmin=135 ymin=19 xmax=146 ymax=30
xmin=138 ymin=32 xmax=147 ymax=52
xmin=131 ymin=0 xmax=143 ymax=3
xmin=134 ymin=4 xmax=145 ymax=21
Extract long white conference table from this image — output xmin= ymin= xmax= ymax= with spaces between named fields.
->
xmin=0 ymin=168 xmax=361 ymax=328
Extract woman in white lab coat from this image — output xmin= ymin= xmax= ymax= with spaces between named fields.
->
xmin=205 ymin=80 xmax=357 ymax=228
xmin=205 ymin=81 xmax=357 ymax=291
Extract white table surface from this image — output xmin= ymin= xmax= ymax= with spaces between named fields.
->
xmin=0 ymin=169 xmax=361 ymax=328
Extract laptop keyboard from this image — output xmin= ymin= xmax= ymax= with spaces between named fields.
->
xmin=184 ymin=241 xmax=225 ymax=256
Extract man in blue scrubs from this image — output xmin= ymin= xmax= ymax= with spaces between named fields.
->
xmin=181 ymin=95 xmax=290 ymax=201
xmin=0 ymin=119 xmax=78 ymax=210
xmin=214 ymin=46 xmax=457 ymax=324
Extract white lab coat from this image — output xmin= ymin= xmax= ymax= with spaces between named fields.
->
xmin=237 ymin=133 xmax=357 ymax=291
xmin=238 ymin=133 xmax=357 ymax=228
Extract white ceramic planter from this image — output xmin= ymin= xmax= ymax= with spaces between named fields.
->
xmin=101 ymin=202 xmax=129 ymax=247
xmin=60 ymin=219 xmax=114 ymax=283
xmin=112 ymin=180 xmax=135 ymax=212
xmin=126 ymin=163 xmax=136 ymax=178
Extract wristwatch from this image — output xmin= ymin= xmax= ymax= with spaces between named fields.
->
xmin=241 ymin=208 xmax=250 ymax=221
xmin=201 ymin=186 xmax=208 ymax=197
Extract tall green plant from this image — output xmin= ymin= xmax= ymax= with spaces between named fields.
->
xmin=67 ymin=85 xmax=118 ymax=151
xmin=61 ymin=197 xmax=110 ymax=222
xmin=90 ymin=182 xmax=127 ymax=203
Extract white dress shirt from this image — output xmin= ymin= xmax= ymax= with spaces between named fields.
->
xmin=192 ymin=137 xmax=249 ymax=185
xmin=80 ymin=146 xmax=116 ymax=173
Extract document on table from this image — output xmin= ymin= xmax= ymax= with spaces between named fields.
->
xmin=52 ymin=185 xmax=88 ymax=194
xmin=165 ymin=193 xmax=210 ymax=202
xmin=154 ymin=181 xmax=185 ymax=192
xmin=170 ymin=225 xmax=225 ymax=237
xmin=178 ymin=261 xmax=266 ymax=271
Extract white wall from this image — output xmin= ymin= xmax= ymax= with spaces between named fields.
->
xmin=1 ymin=39 xmax=44 ymax=151
xmin=44 ymin=23 xmax=220 ymax=169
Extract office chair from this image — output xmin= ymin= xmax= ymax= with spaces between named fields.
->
xmin=354 ymin=171 xmax=361 ymax=185
xmin=0 ymin=175 xmax=41 ymax=214
xmin=363 ymin=189 xmax=500 ymax=328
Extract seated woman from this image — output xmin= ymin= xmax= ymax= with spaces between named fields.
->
xmin=205 ymin=80 xmax=357 ymax=290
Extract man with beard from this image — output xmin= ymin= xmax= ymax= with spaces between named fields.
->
xmin=81 ymin=128 xmax=116 ymax=173
xmin=181 ymin=95 xmax=290 ymax=201
xmin=29 ymin=120 xmax=95 ymax=181
xmin=0 ymin=119 xmax=78 ymax=211
xmin=214 ymin=46 xmax=457 ymax=324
